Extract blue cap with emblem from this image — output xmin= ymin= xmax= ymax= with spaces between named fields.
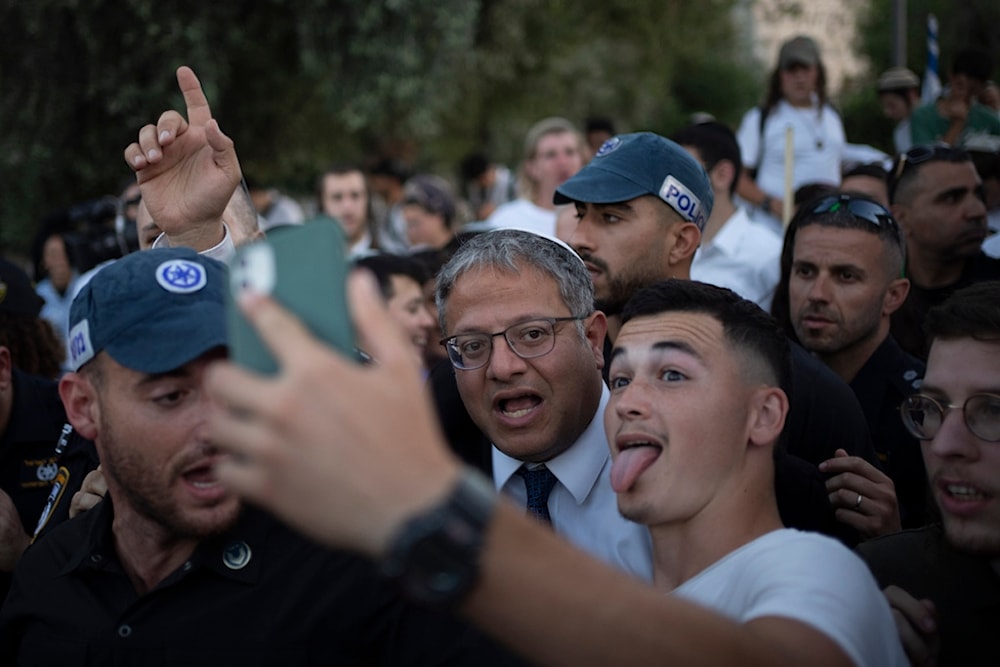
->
xmin=554 ymin=131 xmax=713 ymax=231
xmin=67 ymin=247 xmax=227 ymax=373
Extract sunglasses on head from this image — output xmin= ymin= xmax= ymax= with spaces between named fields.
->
xmin=891 ymin=144 xmax=970 ymax=182
xmin=808 ymin=194 xmax=905 ymax=277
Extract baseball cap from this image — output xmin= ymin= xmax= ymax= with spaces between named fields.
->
xmin=67 ymin=248 xmax=227 ymax=373
xmin=877 ymin=67 xmax=920 ymax=93
xmin=554 ymin=132 xmax=713 ymax=230
xmin=0 ymin=257 xmax=44 ymax=316
xmin=778 ymin=36 xmax=820 ymax=69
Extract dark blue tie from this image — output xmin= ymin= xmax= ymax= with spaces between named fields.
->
xmin=517 ymin=465 xmax=557 ymax=524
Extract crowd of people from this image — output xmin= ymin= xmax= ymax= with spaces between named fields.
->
xmin=1 ymin=33 xmax=999 ymax=665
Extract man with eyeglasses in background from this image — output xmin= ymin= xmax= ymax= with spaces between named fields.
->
xmin=783 ymin=194 xmax=927 ymax=537
xmin=888 ymin=144 xmax=1000 ymax=360
xmin=857 ymin=281 xmax=1000 ymax=667
xmin=432 ymin=229 xmax=653 ymax=580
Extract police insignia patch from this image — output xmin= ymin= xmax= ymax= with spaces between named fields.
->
xmin=155 ymin=259 xmax=207 ymax=294
xmin=595 ymin=137 xmax=623 ymax=158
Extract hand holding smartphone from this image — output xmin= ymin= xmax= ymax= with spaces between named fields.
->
xmin=226 ymin=217 xmax=356 ymax=374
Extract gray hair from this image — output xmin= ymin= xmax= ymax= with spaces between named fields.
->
xmin=436 ymin=229 xmax=594 ymax=333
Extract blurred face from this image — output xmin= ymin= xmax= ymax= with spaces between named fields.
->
xmin=605 ymin=312 xmax=761 ymax=526
xmin=894 ymin=161 xmax=988 ymax=262
xmin=920 ymin=338 xmax=1000 ymax=555
xmin=780 ymin=63 xmax=818 ymax=107
xmin=385 ymin=274 xmax=436 ymax=366
xmin=42 ymin=235 xmax=73 ymax=291
xmin=443 ymin=264 xmax=605 ymax=462
xmin=790 ymin=225 xmax=894 ymax=360
xmin=879 ymin=92 xmax=911 ymax=122
xmin=321 ymin=172 xmax=368 ymax=244
xmin=403 ymin=203 xmax=450 ymax=249
xmin=570 ymin=196 xmax=684 ymax=314
xmin=91 ymin=350 xmax=239 ymax=539
xmin=526 ymin=131 xmax=584 ymax=196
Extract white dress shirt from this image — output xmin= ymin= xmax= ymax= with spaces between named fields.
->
xmin=492 ymin=384 xmax=654 ymax=581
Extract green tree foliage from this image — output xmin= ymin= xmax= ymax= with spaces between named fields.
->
xmin=0 ymin=0 xmax=757 ymax=257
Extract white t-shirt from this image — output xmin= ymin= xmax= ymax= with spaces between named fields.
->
xmin=482 ymin=198 xmax=558 ymax=237
xmin=673 ymin=529 xmax=907 ymax=667
xmin=690 ymin=207 xmax=782 ymax=312
xmin=737 ymin=100 xmax=846 ymax=230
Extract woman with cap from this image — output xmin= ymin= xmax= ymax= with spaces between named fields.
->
xmin=401 ymin=174 xmax=466 ymax=253
xmin=735 ymin=35 xmax=846 ymax=231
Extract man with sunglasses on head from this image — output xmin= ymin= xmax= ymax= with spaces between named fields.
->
xmin=784 ymin=194 xmax=927 ymax=536
xmin=888 ymin=145 xmax=1000 ymax=360
xmin=858 ymin=281 xmax=1000 ymax=667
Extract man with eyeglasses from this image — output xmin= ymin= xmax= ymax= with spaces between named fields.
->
xmin=889 ymin=144 xmax=1000 ymax=360
xmin=784 ymin=194 xmax=927 ymax=536
xmin=432 ymin=229 xmax=653 ymax=580
xmin=857 ymin=281 xmax=1000 ymax=667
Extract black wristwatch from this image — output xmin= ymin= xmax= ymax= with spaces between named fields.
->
xmin=380 ymin=468 xmax=497 ymax=606
xmin=760 ymin=195 xmax=773 ymax=215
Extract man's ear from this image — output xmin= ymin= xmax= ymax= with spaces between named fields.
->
xmin=882 ymin=277 xmax=910 ymax=317
xmin=583 ymin=310 xmax=609 ymax=370
xmin=748 ymin=387 xmax=788 ymax=449
xmin=59 ymin=371 xmax=100 ymax=441
xmin=667 ymin=222 xmax=702 ymax=266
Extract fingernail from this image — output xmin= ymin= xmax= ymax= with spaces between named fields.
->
xmin=132 ymin=155 xmax=144 ymax=167
xmin=159 ymin=130 xmax=170 ymax=142
xmin=818 ymin=461 xmax=827 ymax=471
xmin=922 ymin=616 xmax=936 ymax=632
xmin=148 ymin=149 xmax=161 ymax=161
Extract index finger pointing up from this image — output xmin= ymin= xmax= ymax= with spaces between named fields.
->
xmin=176 ymin=65 xmax=213 ymax=128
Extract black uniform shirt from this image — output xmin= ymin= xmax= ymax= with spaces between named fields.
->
xmin=849 ymin=336 xmax=928 ymax=528
xmin=0 ymin=498 xmax=523 ymax=666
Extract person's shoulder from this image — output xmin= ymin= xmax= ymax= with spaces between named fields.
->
xmin=18 ymin=499 xmax=107 ymax=576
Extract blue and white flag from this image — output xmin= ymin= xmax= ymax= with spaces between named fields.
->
xmin=922 ymin=14 xmax=942 ymax=103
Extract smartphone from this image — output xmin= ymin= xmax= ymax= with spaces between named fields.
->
xmin=226 ymin=217 xmax=356 ymax=374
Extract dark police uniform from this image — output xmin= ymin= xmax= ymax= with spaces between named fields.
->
xmin=0 ymin=497 xmax=523 ymax=666
xmin=849 ymin=336 xmax=928 ymax=528
xmin=858 ymin=524 xmax=1000 ymax=667
xmin=0 ymin=368 xmax=99 ymax=601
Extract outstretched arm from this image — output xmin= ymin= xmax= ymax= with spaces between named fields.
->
xmin=123 ymin=66 xmax=241 ymax=252
xmin=205 ymin=275 xmax=857 ymax=667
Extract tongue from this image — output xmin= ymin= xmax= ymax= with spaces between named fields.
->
xmin=502 ymin=396 xmax=540 ymax=413
xmin=610 ymin=447 xmax=661 ymax=493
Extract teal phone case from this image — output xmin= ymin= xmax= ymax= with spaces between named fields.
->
xmin=226 ymin=217 xmax=355 ymax=375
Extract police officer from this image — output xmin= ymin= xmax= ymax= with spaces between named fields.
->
xmin=783 ymin=193 xmax=928 ymax=534
xmin=0 ymin=258 xmax=99 ymax=601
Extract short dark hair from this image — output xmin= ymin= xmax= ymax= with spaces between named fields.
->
xmin=0 ymin=311 xmax=65 ymax=379
xmin=585 ymin=116 xmax=616 ymax=136
xmin=843 ymin=162 xmax=888 ymax=182
xmin=670 ymin=122 xmax=743 ymax=196
xmin=353 ymin=253 xmax=430 ymax=300
xmin=622 ymin=279 xmax=791 ymax=393
xmin=889 ymin=146 xmax=972 ymax=204
xmin=951 ymin=49 xmax=992 ymax=83
xmin=792 ymin=193 xmax=906 ymax=278
xmin=459 ymin=152 xmax=490 ymax=182
xmin=925 ymin=280 xmax=1000 ymax=345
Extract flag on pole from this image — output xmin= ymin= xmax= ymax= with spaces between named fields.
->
xmin=922 ymin=14 xmax=942 ymax=103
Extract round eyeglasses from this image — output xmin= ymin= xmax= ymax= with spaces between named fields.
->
xmin=899 ymin=393 xmax=1000 ymax=442
xmin=441 ymin=316 xmax=586 ymax=371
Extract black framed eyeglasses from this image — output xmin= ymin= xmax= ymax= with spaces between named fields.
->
xmin=900 ymin=393 xmax=1000 ymax=442
xmin=441 ymin=316 xmax=586 ymax=371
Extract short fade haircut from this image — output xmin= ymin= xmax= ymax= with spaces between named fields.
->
xmin=622 ymin=279 xmax=791 ymax=394
xmin=792 ymin=192 xmax=906 ymax=279
xmin=889 ymin=146 xmax=972 ymax=204
xmin=670 ymin=121 xmax=743 ymax=196
xmin=435 ymin=229 xmax=593 ymax=333
xmin=925 ymin=280 xmax=1000 ymax=345
xmin=951 ymin=48 xmax=992 ymax=83
xmin=353 ymin=253 xmax=430 ymax=300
